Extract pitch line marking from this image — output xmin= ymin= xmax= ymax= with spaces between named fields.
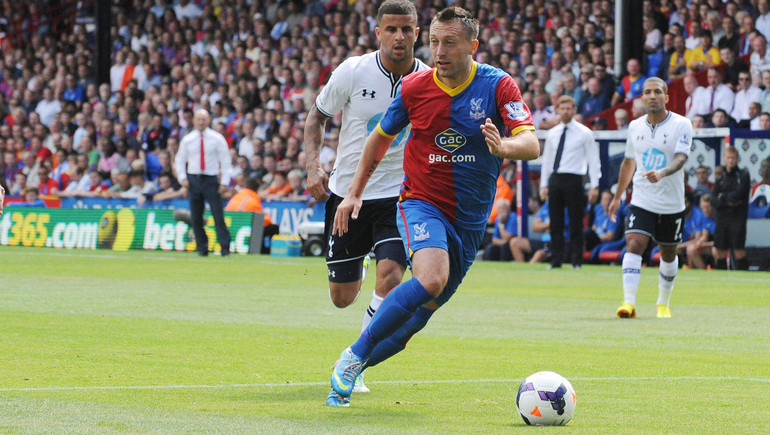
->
xmin=0 ymin=376 xmax=768 ymax=393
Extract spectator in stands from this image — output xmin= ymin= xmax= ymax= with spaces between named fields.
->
xmin=509 ymin=201 xmax=566 ymax=264
xmin=152 ymin=172 xmax=187 ymax=202
xmin=692 ymin=115 xmax=707 ymax=128
xmin=611 ymin=59 xmax=646 ymax=106
xmin=686 ymin=20 xmax=702 ymax=50
xmin=739 ymin=102 xmax=763 ymax=129
xmin=593 ymin=64 xmax=615 ymax=106
xmin=692 ymin=165 xmax=713 ymax=202
xmin=686 ymin=193 xmax=716 ymax=270
xmin=560 ymin=72 xmax=586 ymax=111
xmin=483 ymin=199 xmax=517 ymax=262
xmin=37 ymin=165 xmax=59 ymax=196
xmin=659 ymin=32 xmax=676 ymax=81
xmin=584 ymin=190 xmax=619 ymax=252
xmin=614 ymin=108 xmax=630 ymax=130
xmin=630 ymin=98 xmax=647 ymax=120
xmin=712 ymin=146 xmax=751 ymax=270
xmin=719 ymin=14 xmax=741 ymax=55
xmin=643 ymin=16 xmax=663 ymax=55
xmin=669 ymin=35 xmax=691 ymax=80
xmin=7 ymin=187 xmax=46 ymax=208
xmin=739 ymin=16 xmax=757 ymax=56
xmin=750 ymin=34 xmax=770 ymax=82
xmin=732 ymin=71 xmax=762 ymax=123
xmin=689 ymin=30 xmax=721 ymax=71
xmin=709 ymin=109 xmax=733 ymax=128
xmin=720 ymin=45 xmax=749 ymax=90
xmin=756 ymin=0 xmax=770 ymax=42
xmin=581 ymin=77 xmax=608 ymax=118
xmin=9 ymin=172 xmax=27 ymax=197
xmin=760 ymin=71 xmax=770 ymax=112
xmin=531 ymin=92 xmax=559 ymax=130
xmin=259 ymin=170 xmax=291 ymax=201
xmin=755 ymin=112 xmax=770 ymax=131
xmin=35 ymin=88 xmax=61 ymax=127
xmin=693 ymin=68 xmax=735 ymax=120
xmin=590 ymin=117 xmax=607 ymax=131
xmin=285 ymin=168 xmax=309 ymax=202
xmin=58 ymin=167 xmax=91 ymax=197
xmin=104 ymin=168 xmax=132 ymax=198
xmin=752 ymin=158 xmax=770 ymax=197
xmin=119 ymin=169 xmax=159 ymax=201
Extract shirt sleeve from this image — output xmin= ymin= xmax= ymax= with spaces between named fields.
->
xmin=495 ymin=75 xmax=536 ymax=137
xmin=540 ymin=130 xmax=554 ymax=188
xmin=175 ymin=135 xmax=189 ymax=182
xmin=314 ymin=60 xmax=351 ymax=118
xmin=616 ymin=80 xmax=625 ymax=96
xmin=584 ymin=128 xmax=601 ymax=188
xmin=217 ymin=134 xmax=232 ymax=186
xmin=377 ymin=88 xmax=410 ymax=137
xmin=675 ymin=118 xmax=693 ymax=156
xmin=624 ymin=129 xmax=636 ymax=160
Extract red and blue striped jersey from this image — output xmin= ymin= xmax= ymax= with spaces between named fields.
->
xmin=377 ymin=62 xmax=535 ymax=227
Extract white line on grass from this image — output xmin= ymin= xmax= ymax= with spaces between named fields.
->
xmin=1 ymin=376 xmax=768 ymax=393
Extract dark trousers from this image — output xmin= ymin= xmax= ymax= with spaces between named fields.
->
xmin=549 ymin=173 xmax=585 ymax=267
xmin=188 ymin=174 xmax=230 ymax=254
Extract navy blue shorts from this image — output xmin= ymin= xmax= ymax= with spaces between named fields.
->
xmin=396 ymin=199 xmax=485 ymax=306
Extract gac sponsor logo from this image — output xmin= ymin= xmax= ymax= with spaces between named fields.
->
xmin=434 ymin=128 xmax=467 ymax=152
xmin=428 ymin=154 xmax=477 ymax=164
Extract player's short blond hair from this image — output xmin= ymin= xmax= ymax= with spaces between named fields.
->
xmin=556 ymin=95 xmax=575 ymax=107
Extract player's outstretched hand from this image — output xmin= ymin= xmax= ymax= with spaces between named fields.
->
xmin=480 ymin=118 xmax=503 ymax=156
xmin=333 ymin=195 xmax=362 ymax=237
xmin=608 ymin=197 xmax=620 ymax=223
xmin=307 ymin=167 xmax=330 ymax=201
xmin=0 ymin=184 xmax=4 ymax=216
xmin=643 ymin=169 xmax=665 ymax=183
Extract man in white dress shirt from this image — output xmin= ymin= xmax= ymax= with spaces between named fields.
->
xmin=692 ymin=68 xmax=735 ymax=120
xmin=609 ymin=78 xmax=693 ymax=319
xmin=539 ymin=95 xmax=601 ymax=269
xmin=731 ymin=71 xmax=762 ymax=123
xmin=175 ymin=109 xmax=232 ymax=257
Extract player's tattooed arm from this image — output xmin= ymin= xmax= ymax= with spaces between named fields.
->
xmin=366 ymin=159 xmax=381 ymax=178
xmin=304 ymin=105 xmax=332 ymax=200
xmin=645 ymin=152 xmax=688 ymax=183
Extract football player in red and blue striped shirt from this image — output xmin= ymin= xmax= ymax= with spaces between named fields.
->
xmin=326 ymin=6 xmax=540 ymax=406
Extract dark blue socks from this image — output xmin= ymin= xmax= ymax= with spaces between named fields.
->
xmin=366 ymin=307 xmax=435 ymax=367
xmin=349 ymin=277 xmax=434 ymax=360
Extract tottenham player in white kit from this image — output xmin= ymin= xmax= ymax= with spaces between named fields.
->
xmin=303 ymin=0 xmax=428 ymax=393
xmin=609 ymin=77 xmax=693 ymax=319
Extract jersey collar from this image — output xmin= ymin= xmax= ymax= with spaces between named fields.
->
xmin=433 ymin=61 xmax=477 ymax=97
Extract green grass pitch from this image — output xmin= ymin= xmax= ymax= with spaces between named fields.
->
xmin=0 ymin=246 xmax=768 ymax=434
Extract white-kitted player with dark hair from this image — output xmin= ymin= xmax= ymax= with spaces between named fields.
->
xmin=303 ymin=0 xmax=429 ymax=395
xmin=609 ymin=77 xmax=693 ymax=319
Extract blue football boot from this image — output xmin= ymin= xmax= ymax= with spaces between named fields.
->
xmin=326 ymin=390 xmax=351 ymax=407
xmin=330 ymin=347 xmax=366 ymax=397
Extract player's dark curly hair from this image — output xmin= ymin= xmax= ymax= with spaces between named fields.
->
xmin=377 ymin=0 xmax=419 ymax=25
xmin=431 ymin=6 xmax=479 ymax=41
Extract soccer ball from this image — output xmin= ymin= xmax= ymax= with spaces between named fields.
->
xmin=516 ymin=371 xmax=576 ymax=426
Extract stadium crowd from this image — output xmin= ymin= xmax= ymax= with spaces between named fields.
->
xmin=0 ymin=0 xmax=769 ymax=265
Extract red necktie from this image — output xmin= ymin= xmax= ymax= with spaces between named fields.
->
xmin=709 ymin=88 xmax=715 ymax=113
xmin=200 ymin=132 xmax=206 ymax=171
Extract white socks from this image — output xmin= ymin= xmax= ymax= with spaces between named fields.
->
xmin=622 ymin=253 xmax=643 ymax=305
xmin=362 ymin=291 xmax=384 ymax=332
xmin=657 ymin=257 xmax=678 ymax=306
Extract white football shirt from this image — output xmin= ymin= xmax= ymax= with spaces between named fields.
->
xmin=625 ymin=111 xmax=693 ymax=214
xmin=315 ymin=51 xmax=429 ymax=200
